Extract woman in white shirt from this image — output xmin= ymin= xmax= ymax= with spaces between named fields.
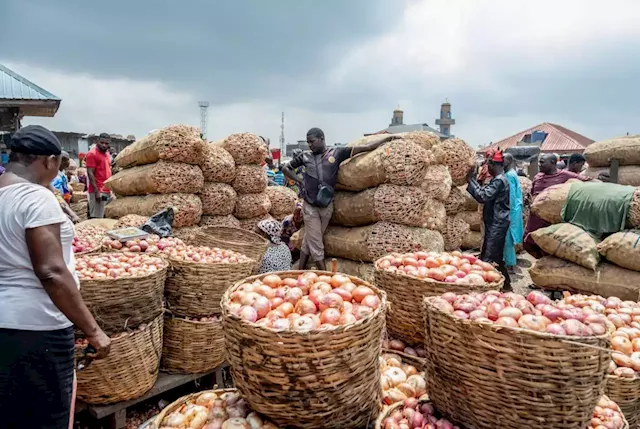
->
xmin=0 ymin=125 xmax=111 ymax=429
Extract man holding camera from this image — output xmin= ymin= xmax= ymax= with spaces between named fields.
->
xmin=86 ymin=133 xmax=112 ymax=218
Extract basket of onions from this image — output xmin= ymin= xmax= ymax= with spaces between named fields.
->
xmin=76 ymin=253 xmax=167 ymax=335
xmin=74 ymin=314 xmax=163 ymax=404
xmin=161 ymin=313 xmax=225 ymax=374
xmin=221 ymin=270 xmax=387 ymax=429
xmin=380 ymin=351 xmax=428 ymax=407
xmin=422 ymin=291 xmax=611 ymax=429
xmin=102 ymin=234 xmax=184 ymax=254
xmin=382 ymin=337 xmax=427 ymax=366
xmin=375 ymin=251 xmax=503 ymax=344
xmin=558 ymin=293 xmax=640 ymax=428
xmin=74 ymin=224 xmax=106 ymax=254
xmin=152 ymin=389 xmax=280 ymax=429
xmin=194 ymin=226 xmax=269 ymax=272
xmin=164 ymin=244 xmax=255 ymax=317
xmin=375 ymin=398 xmax=465 ymax=429
xmin=590 ymin=395 xmax=629 ymax=429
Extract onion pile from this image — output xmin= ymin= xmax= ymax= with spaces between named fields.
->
xmin=382 ymin=338 xmax=426 ymax=359
xmin=380 ymin=400 xmax=463 ymax=429
xmin=75 ymin=323 xmax=149 ymax=346
xmin=559 ymin=293 xmax=640 ymax=377
xmin=159 ymin=390 xmax=279 ymax=429
xmin=227 ymin=272 xmax=382 ymax=331
xmin=380 ymin=352 xmax=427 ymax=405
xmin=589 ymin=396 xmax=626 ymax=429
xmin=73 ymin=225 xmax=106 ymax=253
xmin=164 ymin=244 xmax=251 ymax=264
xmin=377 ymin=251 xmax=501 ymax=285
xmin=102 ymin=234 xmax=183 ymax=253
xmin=432 ymin=290 xmax=608 ymax=337
xmin=75 ymin=253 xmax=166 ymax=280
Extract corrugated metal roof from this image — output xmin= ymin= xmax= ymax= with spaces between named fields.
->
xmin=483 ymin=122 xmax=594 ymax=154
xmin=367 ymin=123 xmax=446 ymax=138
xmin=0 ymin=64 xmax=60 ymax=101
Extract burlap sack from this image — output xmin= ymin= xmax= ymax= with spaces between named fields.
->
xmin=456 ymin=210 xmax=482 ymax=231
xmin=171 ymin=226 xmax=202 ymax=243
xmin=105 ymin=161 xmax=204 ymax=196
xmin=519 ymin=176 xmax=533 ymax=199
xmin=324 ymin=258 xmax=375 ymax=283
xmin=238 ymin=214 xmax=276 ymax=232
xmin=530 ymin=181 xmax=577 ymax=224
xmin=115 ymin=125 xmax=205 ymax=168
xmin=201 ymin=145 xmax=235 ymax=183
xmin=443 ymin=215 xmax=471 ymax=251
xmin=585 ymin=166 xmax=640 ymax=186
xmin=234 ymin=193 xmax=271 ymax=219
xmin=266 ymin=186 xmax=298 ymax=218
xmin=630 ymin=189 xmax=640 ymax=227
xmin=76 ymin=218 xmax=117 ymax=230
xmin=458 ymin=185 xmax=479 ymax=211
xmin=346 ymin=134 xmax=402 ymax=147
xmin=531 ymin=223 xmax=600 ymax=270
xmin=323 ymin=222 xmax=444 ymax=262
xmin=290 ymin=229 xmax=303 ymax=250
xmin=336 ymin=140 xmax=433 ymax=191
xmin=70 ymin=182 xmax=85 ymax=192
xmin=215 ymin=133 xmax=269 ymax=165
xmin=70 ymin=201 xmax=88 ymax=222
xmin=597 ymin=230 xmax=640 ymax=271
xmin=431 ymin=138 xmax=476 ymax=186
xmin=530 ymin=256 xmax=640 ymax=301
xmin=199 ymin=183 xmax=237 ymax=216
xmin=584 ymin=135 xmax=640 ymax=167
xmin=114 ymin=214 xmax=149 ymax=229
xmin=105 ymin=193 xmax=202 ymax=228
xmin=232 ymin=165 xmax=268 ymax=194
xmin=420 ymin=165 xmax=452 ymax=201
xmin=199 ymin=214 xmax=241 ymax=228
xmin=71 ymin=192 xmax=87 ymax=203
xmin=461 ymin=230 xmax=483 ymax=250
xmin=399 ymin=131 xmax=441 ymax=151
xmin=444 ymin=186 xmax=466 ymax=215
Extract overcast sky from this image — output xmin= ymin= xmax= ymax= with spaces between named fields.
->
xmin=2 ymin=0 xmax=639 ymax=148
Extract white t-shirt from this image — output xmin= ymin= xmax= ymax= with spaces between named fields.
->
xmin=0 ymin=182 xmax=78 ymax=330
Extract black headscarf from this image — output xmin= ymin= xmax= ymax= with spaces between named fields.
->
xmin=9 ymin=125 xmax=62 ymax=156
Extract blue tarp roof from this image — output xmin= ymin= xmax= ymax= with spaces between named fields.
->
xmin=0 ymin=64 xmax=60 ymax=101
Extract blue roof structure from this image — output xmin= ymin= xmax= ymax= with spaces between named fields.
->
xmin=0 ymin=64 xmax=61 ymax=117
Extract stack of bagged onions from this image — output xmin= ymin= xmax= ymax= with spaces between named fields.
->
xmin=589 ymin=396 xmax=627 ymax=428
xmin=227 ymin=272 xmax=381 ymax=331
xmin=380 ymin=352 xmax=427 ymax=406
xmin=382 ymin=337 xmax=426 ymax=359
xmin=75 ymin=253 xmax=165 ymax=280
xmin=380 ymin=400 xmax=464 ymax=429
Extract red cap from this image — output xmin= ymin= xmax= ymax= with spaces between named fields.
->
xmin=491 ymin=150 xmax=504 ymax=163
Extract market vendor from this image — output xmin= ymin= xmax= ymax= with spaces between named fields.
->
xmin=51 ymin=150 xmax=72 ymax=203
xmin=281 ymin=201 xmax=304 ymax=262
xmin=503 ymin=153 xmax=523 ymax=271
xmin=255 ymin=219 xmax=292 ymax=273
xmin=567 ymin=153 xmax=586 ymax=174
xmin=86 ymin=133 xmax=112 ymax=219
xmin=282 ymin=128 xmax=387 ymax=270
xmin=0 ymin=125 xmax=110 ymax=429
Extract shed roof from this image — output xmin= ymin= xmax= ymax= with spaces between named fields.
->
xmin=0 ymin=64 xmax=61 ymax=117
xmin=482 ymin=122 xmax=594 ymax=154
xmin=366 ymin=123 xmax=446 ymax=138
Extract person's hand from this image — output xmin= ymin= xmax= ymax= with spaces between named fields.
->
xmin=467 ymin=166 xmax=476 ymax=181
xmin=86 ymin=328 xmax=111 ymax=360
xmin=93 ymin=189 xmax=101 ymax=201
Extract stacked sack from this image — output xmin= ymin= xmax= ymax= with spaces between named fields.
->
xmin=198 ymin=143 xmax=241 ymax=229
xmin=584 ymin=135 xmax=640 ymax=185
xmin=453 ymin=185 xmax=481 ymax=251
xmin=213 ymin=133 xmax=272 ymax=231
xmin=105 ymin=125 xmax=205 ymax=230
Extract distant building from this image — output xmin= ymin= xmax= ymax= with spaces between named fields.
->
xmin=435 ymin=101 xmax=455 ymax=137
xmin=53 ymin=132 xmax=135 ymax=162
xmin=480 ymin=122 xmax=594 ymax=155
xmin=366 ymin=103 xmax=453 ymax=138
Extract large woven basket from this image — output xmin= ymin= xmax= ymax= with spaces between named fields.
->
xmin=607 ymin=375 xmax=640 ymax=429
xmin=79 ymin=256 xmax=167 ymax=335
xmin=75 ymin=314 xmax=163 ymax=404
xmin=194 ymin=226 xmax=268 ymax=271
xmin=221 ymin=270 xmax=387 ymax=429
xmin=161 ymin=314 xmax=225 ymax=374
xmin=164 ymin=257 xmax=255 ymax=316
xmin=422 ymin=296 xmax=611 ymax=429
xmin=150 ymin=388 xmax=238 ymax=429
xmin=374 ymin=261 xmax=503 ymax=344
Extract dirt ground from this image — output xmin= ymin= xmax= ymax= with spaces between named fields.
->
xmin=510 ymin=252 xmax=537 ymax=295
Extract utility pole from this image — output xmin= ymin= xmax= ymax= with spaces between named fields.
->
xmin=198 ymin=101 xmax=210 ymax=139
xmin=279 ymin=112 xmax=285 ymax=154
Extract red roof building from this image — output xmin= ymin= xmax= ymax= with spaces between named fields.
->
xmin=480 ymin=122 xmax=594 ymax=155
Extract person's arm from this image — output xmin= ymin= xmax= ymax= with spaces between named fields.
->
xmin=350 ymin=137 xmax=392 ymax=157
xmin=87 ymin=167 xmax=100 ymax=199
xmin=282 ymin=154 xmax=304 ymax=185
xmin=61 ymin=200 xmax=80 ymax=223
xmin=26 ymin=224 xmax=110 ymax=358
xmin=466 ymin=177 xmax=503 ymax=204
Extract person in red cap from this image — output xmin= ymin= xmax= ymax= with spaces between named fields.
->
xmin=466 ymin=150 xmax=512 ymax=290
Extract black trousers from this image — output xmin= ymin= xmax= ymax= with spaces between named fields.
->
xmin=0 ymin=326 xmax=75 ymax=429
xmin=481 ymin=224 xmax=512 ymax=290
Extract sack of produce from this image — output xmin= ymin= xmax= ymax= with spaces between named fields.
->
xmin=215 ymin=132 xmax=269 ymax=165
xmin=232 ymin=164 xmax=268 ymax=194
xmin=431 ymin=137 xmax=476 ymax=186
xmin=70 ymin=192 xmax=87 ymax=203
xmin=234 ymin=192 xmax=271 ymax=219
xmin=171 ymin=226 xmax=201 ymax=243
xmin=332 ymin=185 xmax=445 ymax=229
xmin=70 ymin=182 xmax=85 ymax=192
xmin=456 ymin=210 xmax=481 ymax=231
xmin=519 ymin=175 xmax=533 ymax=198
xmin=237 ymin=214 xmax=276 ymax=232
xmin=200 ymin=144 xmax=235 ymax=183
xmin=113 ymin=214 xmax=148 ymax=229
xmin=462 ymin=230 xmax=483 ymax=250
xmin=199 ymin=182 xmax=237 ymax=216
xmin=597 ymin=230 xmax=640 ymax=271
xmin=199 ymin=214 xmax=241 ymax=228
xmin=400 ymin=130 xmax=441 ymax=150
xmin=420 ymin=165 xmax=452 ymax=201
xmin=326 ymin=257 xmax=375 ymax=283
xmin=324 ymin=222 xmax=444 ymax=262
xmin=530 ymin=256 xmax=640 ymax=301
xmin=443 ymin=185 xmax=466 ymax=215
xmin=222 ymin=271 xmax=387 ymax=429
xmin=70 ymin=201 xmax=88 ymax=222
xmin=105 ymin=161 xmax=204 ymax=196
xmin=531 ymin=181 xmax=576 ymax=224
xmin=105 ymin=193 xmax=202 ymax=228
xmin=423 ymin=292 xmax=610 ymax=429
xmin=584 ymin=134 xmax=640 ymax=167
xmin=630 ymin=189 xmax=640 ymax=228
xmin=531 ymin=223 xmax=600 ymax=270
xmin=458 ymin=185 xmax=479 ymax=211
xmin=337 ymin=140 xmax=433 ymax=191
xmin=586 ymin=165 xmax=640 ymax=186
xmin=76 ymin=218 xmax=117 ymax=230
xmin=266 ymin=186 xmax=298 ymax=218
xmin=443 ymin=215 xmax=470 ymax=251
xmin=115 ymin=125 xmax=205 ymax=168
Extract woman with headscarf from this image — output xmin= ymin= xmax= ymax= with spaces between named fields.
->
xmin=255 ymin=219 xmax=293 ymax=274
xmin=0 ymin=125 xmax=111 ymax=429
xmin=281 ymin=202 xmax=304 ymax=261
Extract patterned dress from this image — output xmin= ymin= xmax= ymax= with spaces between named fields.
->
xmin=258 ymin=243 xmax=292 ymax=274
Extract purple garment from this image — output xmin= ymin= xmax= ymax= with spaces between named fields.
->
xmin=0 ymin=165 xmax=5 ymax=175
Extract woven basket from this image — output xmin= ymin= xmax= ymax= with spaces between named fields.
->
xmin=79 ymin=256 xmax=167 ymax=335
xmin=150 ymin=388 xmax=238 ymax=429
xmin=375 ymin=262 xmax=502 ymax=345
xmin=221 ymin=270 xmax=387 ymax=429
xmin=161 ymin=314 xmax=225 ymax=374
xmin=422 ymin=296 xmax=611 ymax=429
xmin=194 ymin=226 xmax=269 ymax=269
xmin=75 ymin=314 xmax=163 ymax=404
xmin=607 ymin=376 xmax=640 ymax=429
xmin=165 ymin=257 xmax=255 ymax=317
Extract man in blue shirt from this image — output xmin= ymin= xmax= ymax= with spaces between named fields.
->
xmin=51 ymin=151 xmax=71 ymax=202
